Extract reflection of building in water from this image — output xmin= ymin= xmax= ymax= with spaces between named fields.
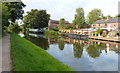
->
xmin=105 ymin=44 xmax=110 ymax=54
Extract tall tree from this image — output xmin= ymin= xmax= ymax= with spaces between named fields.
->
xmin=59 ymin=18 xmax=66 ymax=29
xmin=1 ymin=3 xmax=10 ymax=34
xmin=3 ymin=2 xmax=26 ymax=22
xmin=73 ymin=8 xmax=85 ymax=28
xmin=23 ymin=9 xmax=50 ymax=29
xmin=86 ymin=9 xmax=103 ymax=27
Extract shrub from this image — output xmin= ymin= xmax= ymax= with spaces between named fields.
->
xmin=45 ymin=30 xmax=58 ymax=36
xmin=102 ymin=33 xmax=106 ymax=37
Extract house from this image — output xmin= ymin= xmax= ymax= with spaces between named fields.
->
xmin=92 ymin=17 xmax=120 ymax=37
xmin=92 ymin=17 xmax=120 ymax=31
xmin=48 ymin=19 xmax=71 ymax=29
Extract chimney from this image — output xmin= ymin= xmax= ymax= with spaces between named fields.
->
xmin=106 ymin=15 xmax=111 ymax=19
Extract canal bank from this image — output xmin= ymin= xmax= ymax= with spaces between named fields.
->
xmin=10 ymin=33 xmax=73 ymax=71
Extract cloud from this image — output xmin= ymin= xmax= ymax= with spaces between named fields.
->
xmin=21 ymin=0 xmax=119 ymax=23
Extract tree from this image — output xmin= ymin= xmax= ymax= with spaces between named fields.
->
xmin=3 ymin=2 xmax=26 ymax=22
xmin=86 ymin=9 xmax=103 ymax=27
xmin=2 ymin=3 xmax=10 ymax=34
xmin=59 ymin=18 xmax=66 ymax=29
xmin=8 ymin=21 xmax=20 ymax=33
xmin=73 ymin=8 xmax=85 ymax=28
xmin=1 ymin=2 xmax=25 ymax=34
xmin=23 ymin=9 xmax=50 ymax=29
xmin=115 ymin=14 xmax=120 ymax=17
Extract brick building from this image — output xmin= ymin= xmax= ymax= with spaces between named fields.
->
xmin=48 ymin=20 xmax=71 ymax=29
xmin=92 ymin=17 xmax=120 ymax=31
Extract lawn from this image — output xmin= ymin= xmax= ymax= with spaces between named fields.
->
xmin=10 ymin=33 xmax=73 ymax=71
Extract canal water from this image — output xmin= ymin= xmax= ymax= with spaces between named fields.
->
xmin=19 ymin=33 xmax=119 ymax=71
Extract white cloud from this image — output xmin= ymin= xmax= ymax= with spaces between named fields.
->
xmin=21 ymin=0 xmax=119 ymax=23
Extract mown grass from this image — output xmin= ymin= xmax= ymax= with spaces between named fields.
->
xmin=10 ymin=33 xmax=73 ymax=71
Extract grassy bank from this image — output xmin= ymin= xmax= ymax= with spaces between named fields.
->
xmin=10 ymin=33 xmax=73 ymax=71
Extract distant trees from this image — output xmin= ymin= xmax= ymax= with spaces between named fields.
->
xmin=72 ymin=8 xmax=85 ymax=28
xmin=23 ymin=9 xmax=50 ymax=29
xmin=86 ymin=9 xmax=103 ymax=27
xmin=59 ymin=18 xmax=66 ymax=29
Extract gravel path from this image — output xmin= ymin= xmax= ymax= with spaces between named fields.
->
xmin=1 ymin=34 xmax=12 ymax=72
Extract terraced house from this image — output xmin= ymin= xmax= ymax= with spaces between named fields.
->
xmin=92 ymin=17 xmax=120 ymax=37
xmin=92 ymin=17 xmax=120 ymax=31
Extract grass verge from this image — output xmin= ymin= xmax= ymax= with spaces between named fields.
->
xmin=10 ymin=33 xmax=73 ymax=71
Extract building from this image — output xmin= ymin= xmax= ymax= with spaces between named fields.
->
xmin=92 ymin=17 xmax=120 ymax=37
xmin=92 ymin=17 xmax=120 ymax=31
xmin=48 ymin=19 xmax=71 ymax=29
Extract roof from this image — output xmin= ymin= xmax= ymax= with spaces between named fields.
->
xmin=50 ymin=19 xmax=70 ymax=24
xmin=93 ymin=18 xmax=120 ymax=24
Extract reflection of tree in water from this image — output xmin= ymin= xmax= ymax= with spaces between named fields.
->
xmin=73 ymin=43 xmax=83 ymax=58
xmin=109 ymin=45 xmax=120 ymax=54
xmin=58 ymin=40 xmax=65 ymax=50
xmin=28 ymin=36 xmax=49 ymax=50
xmin=86 ymin=44 xmax=102 ymax=58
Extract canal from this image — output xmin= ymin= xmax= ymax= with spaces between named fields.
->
xmin=19 ymin=32 xmax=119 ymax=71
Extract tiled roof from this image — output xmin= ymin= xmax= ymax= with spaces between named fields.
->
xmin=93 ymin=18 xmax=120 ymax=24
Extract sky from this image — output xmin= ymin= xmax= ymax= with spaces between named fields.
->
xmin=21 ymin=0 xmax=119 ymax=23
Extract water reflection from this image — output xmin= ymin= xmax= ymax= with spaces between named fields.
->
xmin=19 ymin=33 xmax=119 ymax=71
xmin=73 ymin=43 xmax=83 ymax=58
xmin=58 ymin=40 xmax=65 ymax=50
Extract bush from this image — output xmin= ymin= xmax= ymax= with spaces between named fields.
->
xmin=102 ymin=33 xmax=106 ymax=37
xmin=45 ymin=30 xmax=58 ymax=36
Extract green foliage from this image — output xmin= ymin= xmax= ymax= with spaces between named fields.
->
xmin=10 ymin=33 xmax=73 ymax=71
xmin=23 ymin=9 xmax=50 ymax=29
xmin=109 ymin=32 xmax=116 ymax=36
xmin=8 ymin=22 xmax=20 ymax=33
xmin=54 ymin=27 xmax=59 ymax=31
xmin=45 ymin=30 xmax=58 ymax=36
xmin=94 ymin=28 xmax=102 ymax=35
xmin=102 ymin=33 xmax=107 ymax=37
xmin=86 ymin=9 xmax=103 ymax=26
xmin=3 ymin=2 xmax=26 ymax=22
xmin=59 ymin=18 xmax=66 ymax=29
xmin=73 ymin=8 xmax=85 ymax=28
xmin=2 ymin=3 xmax=10 ymax=34
xmin=66 ymin=24 xmax=74 ymax=29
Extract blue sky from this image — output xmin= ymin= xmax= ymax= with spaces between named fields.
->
xmin=22 ymin=0 xmax=119 ymax=23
